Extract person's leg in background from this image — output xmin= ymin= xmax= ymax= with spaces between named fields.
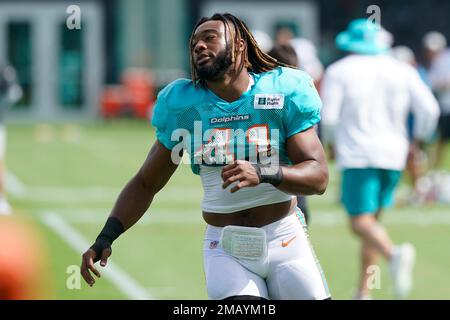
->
xmin=357 ymin=240 xmax=379 ymax=299
xmin=343 ymin=169 xmax=415 ymax=299
xmin=432 ymin=114 xmax=450 ymax=169
xmin=0 ymin=125 xmax=11 ymax=216
xmin=352 ymin=210 xmax=393 ymax=299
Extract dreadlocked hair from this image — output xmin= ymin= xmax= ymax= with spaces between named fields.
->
xmin=189 ymin=13 xmax=293 ymax=86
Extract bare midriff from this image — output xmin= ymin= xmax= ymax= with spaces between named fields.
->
xmin=202 ymin=198 xmax=297 ymax=227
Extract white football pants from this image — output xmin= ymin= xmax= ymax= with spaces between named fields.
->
xmin=203 ymin=208 xmax=331 ymax=300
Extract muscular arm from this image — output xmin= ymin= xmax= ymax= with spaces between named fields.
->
xmin=278 ymin=127 xmax=329 ymax=195
xmin=110 ymin=140 xmax=178 ymax=230
xmin=81 ymin=140 xmax=178 ymax=286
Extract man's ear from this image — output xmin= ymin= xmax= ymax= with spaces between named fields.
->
xmin=238 ymin=38 xmax=246 ymax=53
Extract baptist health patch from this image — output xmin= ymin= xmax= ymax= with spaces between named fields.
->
xmin=254 ymin=94 xmax=285 ymax=109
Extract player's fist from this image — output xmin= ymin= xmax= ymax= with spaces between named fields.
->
xmin=221 ymin=160 xmax=260 ymax=193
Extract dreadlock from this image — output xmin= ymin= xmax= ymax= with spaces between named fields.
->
xmin=189 ymin=13 xmax=293 ymax=85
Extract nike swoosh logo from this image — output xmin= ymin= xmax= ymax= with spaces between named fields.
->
xmin=281 ymin=236 xmax=297 ymax=247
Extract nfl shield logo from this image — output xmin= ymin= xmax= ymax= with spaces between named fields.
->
xmin=209 ymin=240 xmax=219 ymax=249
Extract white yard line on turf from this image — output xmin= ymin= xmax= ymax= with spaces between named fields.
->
xmin=42 ymin=212 xmax=153 ymax=300
xmin=41 ymin=208 xmax=204 ymax=225
xmin=43 ymin=208 xmax=450 ymax=226
xmin=6 ymin=171 xmax=27 ymax=198
xmin=11 ymin=170 xmax=450 ymax=227
xmin=19 ymin=187 xmax=201 ymax=203
xmin=6 ymin=171 xmax=201 ymax=203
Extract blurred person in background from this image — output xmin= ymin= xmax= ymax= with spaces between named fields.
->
xmin=424 ymin=32 xmax=450 ymax=169
xmin=81 ymin=13 xmax=331 ymax=300
xmin=420 ymin=31 xmax=447 ymax=87
xmin=391 ymin=46 xmax=431 ymax=203
xmin=0 ymin=62 xmax=22 ymax=215
xmin=268 ymin=43 xmax=299 ymax=68
xmin=270 ymin=29 xmax=326 ymax=225
xmin=272 ymin=26 xmax=325 ymax=87
xmin=0 ymin=216 xmax=50 ymax=299
xmin=273 ymin=26 xmax=294 ymax=47
xmin=321 ymin=19 xmax=440 ymax=300
xmin=268 ymin=43 xmax=312 ymax=224
xmin=290 ymin=38 xmax=324 ymax=87
xmin=252 ymin=29 xmax=274 ymax=54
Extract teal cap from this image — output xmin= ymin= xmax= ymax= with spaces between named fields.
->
xmin=336 ymin=19 xmax=390 ymax=55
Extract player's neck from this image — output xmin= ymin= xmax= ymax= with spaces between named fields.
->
xmin=205 ymin=69 xmax=251 ymax=103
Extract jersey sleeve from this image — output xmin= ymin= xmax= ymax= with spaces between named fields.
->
xmin=283 ymin=74 xmax=322 ymax=138
xmin=151 ymin=91 xmax=179 ymax=150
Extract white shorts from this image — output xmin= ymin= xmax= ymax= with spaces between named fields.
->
xmin=203 ymin=208 xmax=331 ymax=300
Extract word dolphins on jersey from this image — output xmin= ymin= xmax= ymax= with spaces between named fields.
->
xmin=169 ymin=120 xmax=281 ymax=168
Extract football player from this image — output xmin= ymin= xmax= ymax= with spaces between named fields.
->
xmin=81 ymin=13 xmax=330 ymax=300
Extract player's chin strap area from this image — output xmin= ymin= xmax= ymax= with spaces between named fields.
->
xmin=252 ymin=164 xmax=283 ymax=187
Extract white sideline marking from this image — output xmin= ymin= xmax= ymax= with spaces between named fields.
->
xmin=41 ymin=212 xmax=153 ymax=300
xmin=21 ymin=187 xmax=201 ymax=203
xmin=43 ymin=208 xmax=450 ymax=226
xmin=7 ymin=180 xmax=202 ymax=204
xmin=6 ymin=171 xmax=27 ymax=197
xmin=42 ymin=208 xmax=203 ymax=225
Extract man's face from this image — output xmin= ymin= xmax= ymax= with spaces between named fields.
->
xmin=424 ymin=48 xmax=440 ymax=63
xmin=191 ymin=20 xmax=234 ymax=81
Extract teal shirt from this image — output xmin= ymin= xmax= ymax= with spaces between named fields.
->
xmin=151 ymin=67 xmax=322 ymax=175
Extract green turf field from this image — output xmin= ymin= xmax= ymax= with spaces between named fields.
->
xmin=6 ymin=120 xmax=450 ymax=300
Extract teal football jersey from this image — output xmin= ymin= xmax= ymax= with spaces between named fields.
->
xmin=151 ymin=67 xmax=322 ymax=175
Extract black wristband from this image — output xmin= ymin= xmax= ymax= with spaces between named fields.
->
xmin=96 ymin=217 xmax=125 ymax=243
xmin=90 ymin=217 xmax=124 ymax=261
xmin=252 ymin=164 xmax=283 ymax=187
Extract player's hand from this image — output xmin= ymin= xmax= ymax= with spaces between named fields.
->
xmin=80 ymin=239 xmax=112 ymax=286
xmin=221 ymin=160 xmax=260 ymax=193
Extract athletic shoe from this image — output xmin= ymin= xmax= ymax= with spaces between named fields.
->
xmin=389 ymin=243 xmax=416 ymax=299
